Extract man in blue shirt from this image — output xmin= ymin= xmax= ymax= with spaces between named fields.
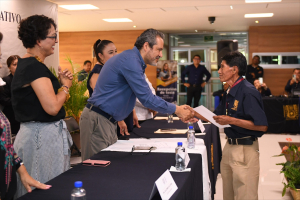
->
xmin=190 ymin=52 xmax=268 ymax=200
xmin=79 ymin=29 xmax=194 ymax=161
xmin=181 ymin=55 xmax=211 ymax=108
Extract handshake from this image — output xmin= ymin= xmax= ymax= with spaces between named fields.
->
xmin=174 ymin=105 xmax=198 ymax=123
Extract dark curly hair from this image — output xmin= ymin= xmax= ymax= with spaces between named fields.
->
xmin=18 ymin=15 xmax=56 ymax=48
xmin=221 ymin=51 xmax=247 ymax=76
xmin=134 ymin=29 xmax=164 ymax=50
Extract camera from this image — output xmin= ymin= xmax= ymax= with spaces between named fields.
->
xmin=208 ymin=16 xmax=215 ymax=24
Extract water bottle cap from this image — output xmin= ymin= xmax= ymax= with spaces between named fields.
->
xmin=189 ymin=126 xmax=193 ymax=129
xmin=178 ymin=142 xmax=182 ymax=146
xmin=74 ymin=181 xmax=82 ymax=188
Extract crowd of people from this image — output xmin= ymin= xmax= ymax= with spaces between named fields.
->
xmin=0 ymin=14 xmax=296 ymax=200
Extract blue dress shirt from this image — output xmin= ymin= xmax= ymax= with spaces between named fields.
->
xmin=88 ymin=46 xmax=176 ymax=121
xmin=181 ymin=64 xmax=211 ymax=85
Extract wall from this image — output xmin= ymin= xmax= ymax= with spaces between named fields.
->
xmin=59 ymin=30 xmax=144 ymax=72
xmin=249 ymin=25 xmax=300 ymax=96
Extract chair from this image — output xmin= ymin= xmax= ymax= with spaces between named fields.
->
xmin=64 ymin=116 xmax=81 ymax=157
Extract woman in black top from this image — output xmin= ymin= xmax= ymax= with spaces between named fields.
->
xmin=0 ymin=55 xmax=21 ymax=135
xmin=11 ymin=15 xmax=73 ymax=198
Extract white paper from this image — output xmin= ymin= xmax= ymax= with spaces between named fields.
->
xmin=169 ymin=166 xmax=191 ymax=172
xmin=193 ymin=105 xmax=231 ymax=128
xmin=197 ymin=120 xmax=206 ymax=133
xmin=185 ymin=152 xmax=190 ymax=167
xmin=155 ymin=170 xmax=178 ymax=200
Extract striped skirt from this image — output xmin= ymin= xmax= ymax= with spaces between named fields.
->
xmin=13 ymin=119 xmax=73 ymax=198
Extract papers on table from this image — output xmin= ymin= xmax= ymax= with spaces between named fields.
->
xmin=154 ymin=129 xmax=188 ymax=134
xmin=193 ymin=105 xmax=231 ymax=128
xmin=154 ymin=116 xmax=180 ymax=120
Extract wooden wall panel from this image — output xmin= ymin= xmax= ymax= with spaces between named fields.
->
xmin=249 ymin=25 xmax=300 ymax=96
xmin=59 ymin=30 xmax=144 ymax=72
xmin=145 ymin=65 xmax=157 ymax=90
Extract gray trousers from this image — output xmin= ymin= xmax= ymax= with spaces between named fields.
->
xmin=79 ymin=107 xmax=118 ymax=161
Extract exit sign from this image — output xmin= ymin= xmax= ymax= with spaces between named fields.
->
xmin=204 ymin=36 xmax=213 ymax=42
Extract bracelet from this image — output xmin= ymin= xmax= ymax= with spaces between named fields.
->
xmin=62 ymin=85 xmax=69 ymax=90
xmin=58 ymin=87 xmax=70 ymax=101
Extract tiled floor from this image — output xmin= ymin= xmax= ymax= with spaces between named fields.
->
xmin=214 ymin=132 xmax=299 ymax=200
xmin=70 ymin=133 xmax=299 ymax=200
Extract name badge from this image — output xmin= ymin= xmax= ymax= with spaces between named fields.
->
xmin=149 ymin=170 xmax=178 ymax=200
xmin=197 ymin=120 xmax=206 ymax=133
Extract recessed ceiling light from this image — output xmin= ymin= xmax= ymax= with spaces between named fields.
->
xmin=245 ymin=0 xmax=281 ymax=3
xmin=195 ymin=30 xmax=198 ymax=32
xmin=103 ymin=18 xmax=132 ymax=22
xmin=245 ymin=13 xmax=274 ymax=18
xmin=255 ymin=20 xmax=259 ymax=23
xmin=59 ymin=4 xmax=98 ymax=10
xmin=230 ymin=6 xmax=233 ymax=9
xmin=133 ymin=25 xmax=136 ymax=28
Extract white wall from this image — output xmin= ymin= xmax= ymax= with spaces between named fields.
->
xmin=0 ymin=0 xmax=59 ymax=77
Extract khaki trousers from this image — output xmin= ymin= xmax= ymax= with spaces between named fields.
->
xmin=221 ymin=140 xmax=260 ymax=200
xmin=79 ymin=107 xmax=118 ymax=161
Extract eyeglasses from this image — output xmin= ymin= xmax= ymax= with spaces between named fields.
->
xmin=46 ymin=34 xmax=57 ymax=40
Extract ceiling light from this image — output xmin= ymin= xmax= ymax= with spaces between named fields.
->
xmin=255 ymin=20 xmax=259 ymax=23
xmin=103 ymin=18 xmax=132 ymax=22
xmin=195 ymin=30 xmax=198 ymax=32
xmin=230 ymin=6 xmax=233 ymax=9
xmin=59 ymin=4 xmax=98 ymax=10
xmin=133 ymin=25 xmax=136 ymax=28
xmin=244 ymin=13 xmax=274 ymax=18
xmin=245 ymin=0 xmax=281 ymax=3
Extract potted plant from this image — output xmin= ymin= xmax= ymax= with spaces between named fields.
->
xmin=274 ymin=138 xmax=300 ymax=199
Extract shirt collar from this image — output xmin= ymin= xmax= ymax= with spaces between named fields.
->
xmin=132 ymin=46 xmax=147 ymax=71
xmin=228 ymin=76 xmax=243 ymax=97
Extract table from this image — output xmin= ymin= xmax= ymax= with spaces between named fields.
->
xmin=130 ymin=118 xmax=222 ymax=199
xmin=18 ymin=151 xmax=203 ymax=200
xmin=262 ymin=97 xmax=300 ymax=133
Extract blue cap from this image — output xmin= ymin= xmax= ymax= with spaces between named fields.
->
xmin=189 ymin=126 xmax=193 ymax=129
xmin=178 ymin=142 xmax=182 ymax=146
xmin=74 ymin=181 xmax=82 ymax=188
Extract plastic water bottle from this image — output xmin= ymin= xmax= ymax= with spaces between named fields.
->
xmin=187 ymin=122 xmax=194 ymax=129
xmin=175 ymin=142 xmax=186 ymax=171
xmin=187 ymin=126 xmax=195 ymax=149
xmin=71 ymin=181 xmax=86 ymax=200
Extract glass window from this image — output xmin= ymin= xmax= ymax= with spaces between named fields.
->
xmin=261 ymin=56 xmax=279 ymax=65
xmin=282 ymin=56 xmax=300 ymax=64
xmin=173 ymin=50 xmax=188 ymax=63
xmin=211 ymin=50 xmax=217 ymax=62
xmin=191 ymin=50 xmax=205 ymax=62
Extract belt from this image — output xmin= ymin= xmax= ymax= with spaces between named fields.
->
xmin=227 ymin=137 xmax=257 ymax=145
xmin=192 ymin=84 xmax=201 ymax=87
xmin=86 ymin=103 xmax=118 ymax=124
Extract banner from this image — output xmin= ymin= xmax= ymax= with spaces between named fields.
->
xmin=156 ymin=60 xmax=178 ymax=103
xmin=0 ymin=0 xmax=58 ymax=78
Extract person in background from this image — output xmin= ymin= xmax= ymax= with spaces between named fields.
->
xmin=12 ymin=15 xmax=73 ymax=198
xmin=188 ymin=51 xmax=268 ymax=200
xmin=0 ymin=55 xmax=21 ymax=136
xmin=246 ymin=55 xmax=263 ymax=85
xmin=254 ymin=79 xmax=272 ymax=97
xmin=159 ymin=63 xmax=172 ymax=81
xmin=0 ymin=31 xmax=50 ymax=200
xmin=181 ymin=55 xmax=211 ymax=108
xmin=284 ymin=68 xmax=300 ymax=94
xmin=78 ymin=60 xmax=91 ymax=81
xmin=212 ymin=82 xmax=229 ymax=102
xmin=80 ymin=29 xmax=193 ymax=161
xmin=134 ymin=74 xmax=157 ymax=124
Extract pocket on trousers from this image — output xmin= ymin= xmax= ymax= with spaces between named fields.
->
xmin=230 ymin=145 xmax=245 ymax=165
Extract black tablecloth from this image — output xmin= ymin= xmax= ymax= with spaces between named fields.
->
xmin=130 ymin=118 xmax=222 ymax=199
xmin=263 ymin=97 xmax=300 ymax=133
xmin=18 ymin=151 xmax=203 ymax=200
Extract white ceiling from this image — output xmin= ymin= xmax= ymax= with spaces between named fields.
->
xmin=49 ymin=0 xmax=300 ymax=33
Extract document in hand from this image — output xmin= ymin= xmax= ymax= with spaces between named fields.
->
xmin=193 ymin=105 xmax=231 ymax=128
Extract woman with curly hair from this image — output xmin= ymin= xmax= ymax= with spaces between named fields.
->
xmin=11 ymin=15 xmax=73 ymax=198
xmin=0 ymin=32 xmax=51 ymax=200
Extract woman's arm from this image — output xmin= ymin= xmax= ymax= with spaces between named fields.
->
xmin=90 ymin=73 xmax=99 ymax=90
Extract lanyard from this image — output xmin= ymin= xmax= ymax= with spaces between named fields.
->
xmin=226 ymin=78 xmax=244 ymax=115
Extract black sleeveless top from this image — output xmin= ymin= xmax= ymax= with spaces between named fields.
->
xmin=11 ymin=57 xmax=65 ymax=122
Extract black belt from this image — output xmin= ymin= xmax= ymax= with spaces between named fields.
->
xmin=192 ymin=84 xmax=201 ymax=87
xmin=227 ymin=137 xmax=257 ymax=145
xmin=86 ymin=103 xmax=118 ymax=124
